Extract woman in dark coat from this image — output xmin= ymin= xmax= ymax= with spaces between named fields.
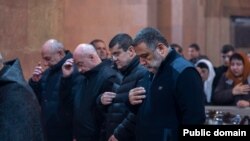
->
xmin=213 ymin=51 xmax=250 ymax=107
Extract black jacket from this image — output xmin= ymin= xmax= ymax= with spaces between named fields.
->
xmin=29 ymin=51 xmax=74 ymax=141
xmin=134 ymin=49 xmax=205 ymax=141
xmin=98 ymin=57 xmax=149 ymax=141
xmin=212 ymin=65 xmax=228 ymax=103
xmin=213 ymin=74 xmax=250 ymax=105
xmin=61 ymin=61 xmax=121 ymax=141
xmin=0 ymin=59 xmax=44 ymax=141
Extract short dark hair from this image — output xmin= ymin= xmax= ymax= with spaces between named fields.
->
xmin=189 ymin=43 xmax=200 ymax=51
xmin=196 ymin=62 xmax=209 ymax=70
xmin=109 ymin=33 xmax=132 ymax=51
xmin=133 ymin=27 xmax=169 ymax=50
xmin=221 ymin=44 xmax=235 ymax=54
xmin=171 ymin=43 xmax=183 ymax=53
xmin=230 ymin=53 xmax=244 ymax=63
xmin=90 ymin=39 xmax=105 ymax=48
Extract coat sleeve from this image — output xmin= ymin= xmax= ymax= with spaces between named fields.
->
xmin=114 ymin=71 xmax=150 ymax=139
xmin=59 ymin=72 xmax=81 ymax=119
xmin=113 ymin=112 xmax=136 ymax=140
xmin=99 ymin=75 xmax=121 ymax=94
xmin=60 ymin=76 xmax=74 ymax=115
xmin=96 ymin=93 xmax=109 ymax=113
xmin=0 ymin=84 xmax=44 ymax=141
xmin=126 ymin=71 xmax=151 ymax=114
xmin=96 ymin=75 xmax=121 ymax=118
xmin=212 ymin=75 xmax=234 ymax=105
xmin=175 ymin=68 xmax=206 ymax=124
xmin=28 ymin=78 xmax=42 ymax=104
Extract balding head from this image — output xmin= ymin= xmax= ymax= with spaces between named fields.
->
xmin=42 ymin=39 xmax=64 ymax=52
xmin=73 ymin=43 xmax=101 ymax=73
xmin=74 ymin=44 xmax=98 ymax=56
xmin=0 ymin=53 xmax=3 ymax=70
xmin=41 ymin=39 xmax=65 ymax=67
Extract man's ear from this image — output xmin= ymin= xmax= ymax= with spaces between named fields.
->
xmin=156 ymin=43 xmax=167 ymax=55
xmin=128 ymin=46 xmax=135 ymax=57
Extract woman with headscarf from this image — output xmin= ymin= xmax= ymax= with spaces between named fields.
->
xmin=196 ymin=59 xmax=215 ymax=105
xmin=213 ymin=51 xmax=250 ymax=107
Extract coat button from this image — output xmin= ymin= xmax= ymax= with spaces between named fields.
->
xmin=158 ymin=86 xmax=163 ymax=90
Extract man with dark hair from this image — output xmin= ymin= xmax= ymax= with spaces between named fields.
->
xmin=221 ymin=44 xmax=235 ymax=54
xmin=29 ymin=39 xmax=74 ymax=141
xmin=212 ymin=44 xmax=235 ymax=104
xmin=0 ymin=53 xmax=44 ymax=141
xmin=188 ymin=43 xmax=208 ymax=64
xmin=171 ymin=43 xmax=183 ymax=56
xmin=98 ymin=33 xmax=150 ymax=141
xmin=129 ymin=27 xmax=205 ymax=141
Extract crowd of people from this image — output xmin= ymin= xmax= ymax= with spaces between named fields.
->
xmin=185 ymin=43 xmax=250 ymax=107
xmin=0 ymin=27 xmax=249 ymax=141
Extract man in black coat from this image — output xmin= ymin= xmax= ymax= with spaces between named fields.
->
xmin=97 ymin=33 xmax=150 ymax=141
xmin=29 ymin=39 xmax=74 ymax=141
xmin=0 ymin=54 xmax=44 ymax=141
xmin=212 ymin=44 xmax=235 ymax=104
xmin=129 ymin=27 xmax=205 ymax=141
xmin=61 ymin=43 xmax=121 ymax=141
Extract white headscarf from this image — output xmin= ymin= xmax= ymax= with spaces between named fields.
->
xmin=195 ymin=59 xmax=215 ymax=103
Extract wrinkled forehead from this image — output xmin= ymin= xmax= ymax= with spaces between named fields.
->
xmin=134 ymin=42 xmax=152 ymax=55
xmin=73 ymin=51 xmax=82 ymax=59
xmin=41 ymin=44 xmax=56 ymax=55
xmin=73 ymin=51 xmax=88 ymax=63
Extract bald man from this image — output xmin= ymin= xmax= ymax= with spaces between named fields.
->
xmin=61 ymin=43 xmax=121 ymax=141
xmin=29 ymin=39 xmax=75 ymax=141
xmin=0 ymin=53 xmax=44 ymax=141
